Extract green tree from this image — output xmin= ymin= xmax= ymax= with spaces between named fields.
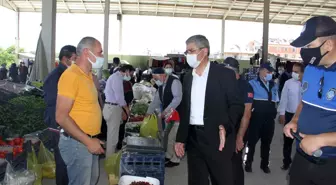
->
xmin=0 ymin=46 xmax=24 ymax=66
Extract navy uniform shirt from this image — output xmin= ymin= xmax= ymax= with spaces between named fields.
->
xmin=298 ymin=64 xmax=336 ymax=158
xmin=236 ymin=77 xmax=254 ymax=131
xmin=249 ymin=77 xmax=279 ymax=118
xmin=43 ymin=63 xmax=67 ymax=129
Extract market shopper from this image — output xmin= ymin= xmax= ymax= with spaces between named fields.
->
xmin=43 ymin=45 xmax=76 ymax=185
xmin=175 ymin=35 xmax=244 ymax=185
xmin=283 ymin=16 xmax=336 ymax=185
xmin=245 ymin=63 xmax=279 ymax=174
xmin=278 ymin=62 xmax=304 ymax=171
xmin=146 ymin=67 xmax=182 ymax=168
xmin=224 ymin=57 xmax=253 ymax=185
xmin=56 ymin=37 xmax=105 ymax=185
xmin=103 ymin=64 xmax=132 ymax=157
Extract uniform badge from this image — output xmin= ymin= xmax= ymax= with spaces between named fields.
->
xmin=302 ymin=81 xmax=308 ymax=92
xmin=248 ymin=93 xmax=253 ymax=98
xmin=326 ymin=88 xmax=336 ymax=101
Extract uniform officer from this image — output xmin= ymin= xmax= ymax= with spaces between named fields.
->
xmin=245 ymin=63 xmax=279 ymax=174
xmin=284 ymin=16 xmax=336 ymax=185
xmin=224 ymin=57 xmax=253 ymax=185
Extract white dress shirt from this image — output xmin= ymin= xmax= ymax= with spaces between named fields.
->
xmin=190 ymin=62 xmax=210 ymax=125
xmin=278 ymin=78 xmax=302 ymax=115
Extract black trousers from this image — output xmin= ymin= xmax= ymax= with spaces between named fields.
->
xmin=246 ymin=112 xmax=275 ymax=167
xmin=232 ymin=133 xmax=248 ymax=185
xmin=50 ymin=130 xmax=69 ymax=185
xmin=289 ymin=152 xmax=336 ymax=185
xmin=283 ymin=112 xmax=295 ymax=166
xmin=187 ymin=126 xmax=234 ymax=185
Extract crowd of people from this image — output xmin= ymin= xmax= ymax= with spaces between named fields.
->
xmin=0 ymin=60 xmax=30 ymax=83
xmin=39 ymin=15 xmax=336 ymax=185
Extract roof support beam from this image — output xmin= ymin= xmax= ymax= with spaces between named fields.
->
xmin=81 ymin=0 xmax=87 ymax=13
xmin=173 ymin=0 xmax=177 ymax=16
xmin=239 ymin=0 xmax=255 ymax=20
xmin=26 ymin=0 xmax=35 ymax=11
xmin=255 ymin=0 xmax=273 ymax=21
xmin=301 ymin=0 xmax=330 ymax=24
xmin=190 ymin=1 xmax=196 ymax=17
xmin=286 ymin=0 xmax=311 ymax=23
xmin=118 ymin=0 xmax=122 ymax=14
xmin=207 ymin=0 xmax=215 ymax=18
xmin=62 ymin=0 xmax=70 ymax=13
xmin=223 ymin=0 xmax=237 ymax=20
xmin=156 ymin=0 xmax=159 ymax=15
xmin=100 ymin=0 xmax=104 ymax=13
xmin=137 ymin=0 xmax=140 ymax=14
xmin=3 ymin=0 xmax=17 ymax=11
xmin=270 ymin=0 xmax=293 ymax=23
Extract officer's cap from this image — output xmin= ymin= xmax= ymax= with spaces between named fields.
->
xmin=260 ymin=63 xmax=274 ymax=72
xmin=152 ymin=67 xmax=165 ymax=75
xmin=291 ymin=16 xmax=336 ymax=48
xmin=224 ymin=57 xmax=239 ymax=70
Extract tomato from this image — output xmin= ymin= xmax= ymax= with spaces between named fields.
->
xmin=8 ymin=140 xmax=14 ymax=146
xmin=14 ymin=138 xmax=21 ymax=145
xmin=0 ymin=153 xmax=5 ymax=159
xmin=20 ymin=138 xmax=24 ymax=144
xmin=17 ymin=147 xmax=23 ymax=153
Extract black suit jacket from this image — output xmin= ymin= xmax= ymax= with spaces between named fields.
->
xmin=176 ymin=63 xmax=244 ymax=150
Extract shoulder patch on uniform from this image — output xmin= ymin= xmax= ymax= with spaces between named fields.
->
xmin=302 ymin=81 xmax=308 ymax=92
xmin=248 ymin=92 xmax=253 ymax=98
xmin=326 ymin=88 xmax=336 ymax=101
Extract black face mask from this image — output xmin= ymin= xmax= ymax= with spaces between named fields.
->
xmin=300 ymin=41 xmax=329 ymax=66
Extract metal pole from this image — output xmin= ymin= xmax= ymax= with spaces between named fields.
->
xmin=221 ymin=20 xmax=225 ymax=58
xmin=262 ymin=0 xmax=270 ymax=64
xmin=103 ymin=0 xmax=110 ymax=70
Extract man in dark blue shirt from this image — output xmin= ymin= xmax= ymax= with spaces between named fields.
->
xmin=284 ymin=16 xmax=336 ymax=185
xmin=224 ymin=57 xmax=253 ymax=185
xmin=43 ymin=45 xmax=76 ymax=185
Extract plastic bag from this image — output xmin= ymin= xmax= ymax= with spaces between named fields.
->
xmin=104 ymin=151 xmax=122 ymax=185
xmin=37 ymin=142 xmax=55 ymax=179
xmin=3 ymin=161 xmax=35 ymax=185
xmin=119 ymin=175 xmax=160 ymax=185
xmin=27 ymin=145 xmax=42 ymax=185
xmin=140 ymin=114 xmax=158 ymax=138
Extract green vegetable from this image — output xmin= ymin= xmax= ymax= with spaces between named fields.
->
xmin=131 ymin=102 xmax=149 ymax=116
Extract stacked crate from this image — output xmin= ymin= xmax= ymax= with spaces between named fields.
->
xmin=119 ymin=136 xmax=165 ymax=185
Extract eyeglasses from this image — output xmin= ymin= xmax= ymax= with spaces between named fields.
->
xmin=318 ymin=76 xmax=324 ymax=99
xmin=184 ymin=48 xmax=204 ymax=55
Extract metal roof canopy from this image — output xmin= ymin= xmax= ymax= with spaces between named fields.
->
xmin=1 ymin=0 xmax=335 ymax=25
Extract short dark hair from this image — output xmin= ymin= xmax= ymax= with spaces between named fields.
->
xmin=293 ymin=62 xmax=305 ymax=72
xmin=118 ymin=64 xmax=134 ymax=72
xmin=113 ymin=57 xmax=120 ymax=65
xmin=59 ymin=45 xmax=76 ymax=61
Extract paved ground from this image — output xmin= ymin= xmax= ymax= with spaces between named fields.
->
xmin=44 ymin=117 xmax=291 ymax=185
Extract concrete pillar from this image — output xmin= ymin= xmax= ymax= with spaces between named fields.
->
xmin=118 ymin=18 xmax=123 ymax=53
xmin=15 ymin=11 xmax=20 ymax=59
xmin=221 ymin=20 xmax=225 ymax=58
xmin=42 ymin=0 xmax=56 ymax=72
xmin=262 ymin=0 xmax=270 ymax=64
xmin=103 ymin=0 xmax=110 ymax=70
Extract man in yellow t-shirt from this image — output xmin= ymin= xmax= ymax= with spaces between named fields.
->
xmin=56 ymin=36 xmax=105 ymax=185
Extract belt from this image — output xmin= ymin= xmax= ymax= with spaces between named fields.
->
xmin=105 ymin=102 xmax=119 ymax=106
xmin=190 ymin=125 xmax=205 ymax=130
xmin=62 ymin=132 xmax=99 ymax=139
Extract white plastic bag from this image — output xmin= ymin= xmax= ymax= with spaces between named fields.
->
xmin=118 ymin=175 xmax=160 ymax=185
xmin=2 ymin=162 xmax=35 ymax=185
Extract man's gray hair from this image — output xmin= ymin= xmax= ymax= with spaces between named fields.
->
xmin=76 ymin=36 xmax=98 ymax=56
xmin=186 ymin=35 xmax=210 ymax=56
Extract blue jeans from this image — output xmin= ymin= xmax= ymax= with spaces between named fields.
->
xmin=59 ymin=134 xmax=100 ymax=185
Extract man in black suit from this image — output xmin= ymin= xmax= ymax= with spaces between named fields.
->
xmin=175 ymin=35 xmax=244 ymax=185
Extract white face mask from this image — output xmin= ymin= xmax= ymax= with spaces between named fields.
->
xmin=164 ymin=68 xmax=173 ymax=75
xmin=292 ymin=72 xmax=300 ymax=81
xmin=88 ymin=51 xmax=104 ymax=69
xmin=186 ymin=49 xmax=205 ymax=68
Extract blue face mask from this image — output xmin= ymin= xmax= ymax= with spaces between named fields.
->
xmin=264 ymin=73 xmax=273 ymax=81
xmin=155 ymin=80 xmax=163 ymax=86
xmin=123 ymin=75 xmax=131 ymax=81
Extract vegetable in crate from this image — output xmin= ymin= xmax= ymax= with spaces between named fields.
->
xmin=131 ymin=102 xmax=149 ymax=116
xmin=130 ymin=182 xmax=153 ymax=185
